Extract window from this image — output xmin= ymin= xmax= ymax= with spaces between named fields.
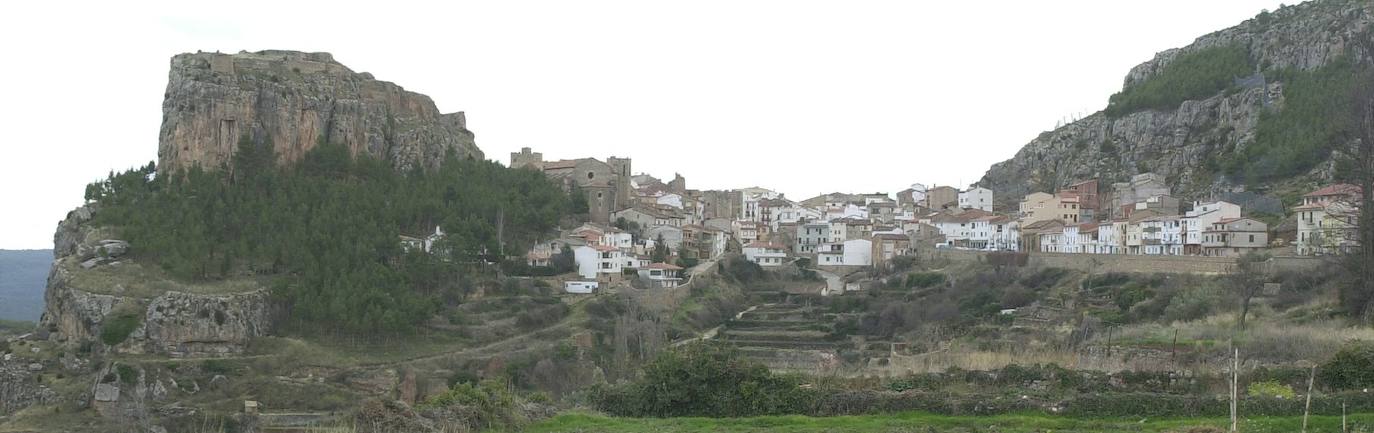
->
xmin=587 ymin=171 xmax=595 ymax=180
xmin=1249 ymin=234 xmax=1255 ymax=243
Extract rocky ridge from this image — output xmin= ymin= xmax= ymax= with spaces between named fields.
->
xmin=977 ymin=0 xmax=1373 ymax=205
xmin=159 ymin=50 xmax=483 ymax=173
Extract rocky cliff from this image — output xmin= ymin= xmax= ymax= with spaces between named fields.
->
xmin=977 ymin=0 xmax=1372 ymax=206
xmin=40 ymin=206 xmax=271 ymax=357
xmin=159 ymin=50 xmax=483 ymax=173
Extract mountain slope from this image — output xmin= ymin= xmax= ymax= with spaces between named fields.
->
xmin=0 ymin=249 xmax=51 ymax=322
xmin=977 ymin=0 xmax=1373 ymax=207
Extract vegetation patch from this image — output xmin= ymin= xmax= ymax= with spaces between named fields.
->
xmin=1225 ymin=58 xmax=1363 ymax=182
xmin=1105 ymin=44 xmax=1253 ymax=117
xmin=99 ymin=310 xmax=142 ymax=346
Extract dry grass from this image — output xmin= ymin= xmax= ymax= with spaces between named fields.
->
xmin=63 ymin=256 xmax=264 ymax=298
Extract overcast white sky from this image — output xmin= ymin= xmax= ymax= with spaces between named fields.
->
xmin=0 ymin=0 xmax=1287 ymax=249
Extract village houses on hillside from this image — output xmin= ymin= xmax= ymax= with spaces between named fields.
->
xmin=502 ymin=147 xmax=1360 ymax=290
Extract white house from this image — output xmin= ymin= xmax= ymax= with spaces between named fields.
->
xmin=1295 ymin=184 xmax=1362 ymax=255
xmin=742 ymin=241 xmax=789 ymax=266
xmin=1062 ymin=224 xmax=1081 ymax=254
xmin=1182 ymin=201 xmax=1240 ymax=255
xmin=1097 ymin=220 xmax=1127 ymax=254
xmin=732 ymin=220 xmax=760 ymax=245
xmin=574 ymin=244 xmax=625 ymax=279
xmin=958 ymin=187 xmax=994 ymax=212
xmin=841 ymin=239 xmax=873 ymax=266
xmin=797 ymin=222 xmax=830 ymax=253
xmin=637 ymin=263 xmax=684 ymax=288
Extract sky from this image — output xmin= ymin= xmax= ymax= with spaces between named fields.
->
xmin=0 ymin=0 xmax=1289 ymax=249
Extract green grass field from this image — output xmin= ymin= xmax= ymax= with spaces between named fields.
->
xmin=521 ymin=411 xmax=1374 ymax=433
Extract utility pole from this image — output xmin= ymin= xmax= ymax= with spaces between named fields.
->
xmin=1302 ymin=365 xmax=1316 ymax=433
xmin=1231 ymin=347 xmax=1239 ymax=433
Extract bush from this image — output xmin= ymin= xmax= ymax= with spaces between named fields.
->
xmin=516 ymin=303 xmax=569 ymax=331
xmin=591 ymin=342 xmax=814 ymax=417
xmin=116 ymin=364 xmax=139 ymax=385
xmin=904 ymin=272 xmax=945 ymax=289
xmin=1319 ymin=343 xmax=1374 ymax=391
xmin=1019 ymin=267 xmax=1071 ymax=290
xmin=720 ymin=256 xmax=767 ymax=283
xmin=100 ymin=312 xmax=142 ymax=346
xmin=422 ymin=379 xmax=519 ymax=430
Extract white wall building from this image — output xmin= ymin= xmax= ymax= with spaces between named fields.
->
xmin=574 ymin=245 xmax=625 ymax=279
xmin=958 ymin=187 xmax=994 ymax=212
xmin=842 ymin=239 xmax=873 ymax=266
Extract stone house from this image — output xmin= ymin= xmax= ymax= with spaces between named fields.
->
xmin=1203 ymin=217 xmax=1269 ymax=257
xmin=870 ymin=233 xmax=911 ymax=269
xmin=925 ymin=186 xmax=959 ymax=210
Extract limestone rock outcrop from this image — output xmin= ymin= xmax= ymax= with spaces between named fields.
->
xmin=977 ymin=0 xmax=1372 ymax=204
xmin=40 ymin=207 xmax=272 ymax=357
xmin=158 ymin=50 xmax=483 ymax=174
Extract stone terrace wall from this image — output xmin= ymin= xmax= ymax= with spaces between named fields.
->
xmin=929 ymin=250 xmax=1323 ymax=275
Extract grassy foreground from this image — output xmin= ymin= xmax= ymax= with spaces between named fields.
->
xmin=522 ymin=411 xmax=1374 ymax=433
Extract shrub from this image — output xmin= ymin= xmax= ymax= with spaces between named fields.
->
xmin=591 ymin=341 xmax=814 ymax=417
xmin=201 ymin=359 xmax=233 ymax=375
xmin=100 ymin=312 xmax=142 ymax=346
xmin=1247 ymin=380 xmax=1296 ymax=399
xmin=1019 ymin=267 xmax=1071 ymax=290
xmin=116 ymin=364 xmax=139 ymax=385
xmin=422 ymin=379 xmax=519 ymax=430
xmin=1319 ymin=343 xmax=1374 ymax=391
xmin=905 ymin=272 xmax=945 ymax=289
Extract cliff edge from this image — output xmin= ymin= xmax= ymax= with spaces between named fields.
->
xmin=158 ymin=50 xmax=483 ymax=173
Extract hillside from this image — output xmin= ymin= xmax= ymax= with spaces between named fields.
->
xmin=0 ymin=250 xmax=50 ymax=322
xmin=977 ymin=0 xmax=1373 ymax=207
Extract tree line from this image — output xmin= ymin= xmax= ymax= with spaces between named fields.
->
xmin=85 ymin=137 xmax=573 ymax=335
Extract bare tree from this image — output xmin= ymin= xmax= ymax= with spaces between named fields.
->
xmin=1339 ymin=33 xmax=1374 ymax=321
xmin=1230 ymin=252 xmax=1269 ymax=330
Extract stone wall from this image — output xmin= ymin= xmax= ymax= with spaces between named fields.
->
xmin=929 ymin=250 xmax=1323 ymax=275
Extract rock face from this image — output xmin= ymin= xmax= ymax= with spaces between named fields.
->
xmin=139 ymin=290 xmax=270 ymax=357
xmin=0 ymin=364 xmax=58 ymax=416
xmin=977 ymin=0 xmax=1372 ymax=205
xmin=158 ymin=50 xmax=483 ymax=174
xmin=40 ymin=207 xmax=272 ymax=357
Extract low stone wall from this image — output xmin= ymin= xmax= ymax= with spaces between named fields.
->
xmin=930 ymin=250 xmax=1323 ymax=275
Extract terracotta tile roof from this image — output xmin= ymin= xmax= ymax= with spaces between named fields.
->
xmin=1304 ymin=184 xmax=1362 ymax=198
xmin=591 ymin=244 xmax=620 ymax=252
xmin=643 ymin=262 xmax=683 ymax=270
xmin=744 ymin=241 xmax=786 ymax=249
xmin=873 ymin=233 xmax=910 ymax=241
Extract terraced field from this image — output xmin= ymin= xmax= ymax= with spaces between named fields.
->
xmin=718 ymin=296 xmax=899 ymax=373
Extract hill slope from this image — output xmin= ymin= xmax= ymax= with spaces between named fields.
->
xmin=0 ymin=249 xmax=51 ymax=322
xmin=977 ymin=0 xmax=1373 ymax=207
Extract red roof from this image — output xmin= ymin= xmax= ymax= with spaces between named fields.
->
xmin=1304 ymin=184 xmax=1361 ymax=198
xmin=643 ymin=262 xmax=683 ymax=270
xmin=744 ymin=241 xmax=786 ymax=249
xmin=591 ymin=245 xmax=619 ymax=252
